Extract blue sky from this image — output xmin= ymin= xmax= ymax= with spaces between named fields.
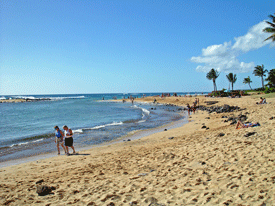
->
xmin=1 ymin=0 xmax=274 ymax=95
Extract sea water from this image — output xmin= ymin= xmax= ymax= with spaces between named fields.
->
xmin=0 ymin=93 xmax=191 ymax=162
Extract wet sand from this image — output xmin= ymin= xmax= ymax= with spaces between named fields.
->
xmin=1 ymin=94 xmax=275 ymax=205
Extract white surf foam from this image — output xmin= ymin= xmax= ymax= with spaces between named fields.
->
xmin=73 ymin=129 xmax=84 ymax=134
xmin=89 ymin=121 xmax=124 ymax=130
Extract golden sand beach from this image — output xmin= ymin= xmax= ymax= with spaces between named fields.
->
xmin=1 ymin=94 xmax=275 ymax=205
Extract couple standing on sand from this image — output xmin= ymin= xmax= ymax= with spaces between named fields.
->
xmin=186 ymin=98 xmax=199 ymax=115
xmin=54 ymin=125 xmax=76 ymax=156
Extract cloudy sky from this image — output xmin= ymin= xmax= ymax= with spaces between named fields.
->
xmin=191 ymin=21 xmax=273 ymax=73
xmin=1 ymin=0 xmax=274 ymax=95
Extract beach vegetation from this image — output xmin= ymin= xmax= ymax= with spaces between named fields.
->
xmin=208 ymin=89 xmax=231 ymax=97
xmin=264 ymin=86 xmax=275 ymax=94
xmin=243 ymin=76 xmax=252 ymax=90
xmin=253 ymin=65 xmax=268 ymax=89
xmin=226 ymin=73 xmax=237 ymax=91
xmin=265 ymin=69 xmax=275 ymax=88
xmin=206 ymin=68 xmax=220 ymax=92
xmin=263 ymin=13 xmax=275 ymax=42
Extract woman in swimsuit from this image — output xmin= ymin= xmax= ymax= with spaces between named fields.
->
xmin=63 ymin=125 xmax=76 ymax=155
xmin=235 ymin=121 xmax=260 ymax=129
xmin=54 ymin=126 xmax=66 ymax=155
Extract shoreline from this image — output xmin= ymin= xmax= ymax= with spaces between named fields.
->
xmin=0 ymin=99 xmax=184 ymax=163
xmin=0 ymin=109 xmax=188 ymax=168
xmin=1 ymin=94 xmax=275 ymax=205
xmin=0 ymin=98 xmax=52 ymax=103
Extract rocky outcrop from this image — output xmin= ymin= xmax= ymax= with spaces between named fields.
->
xmin=198 ymin=104 xmax=244 ymax=113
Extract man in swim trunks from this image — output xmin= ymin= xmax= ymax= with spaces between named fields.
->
xmin=54 ymin=126 xmax=66 ymax=155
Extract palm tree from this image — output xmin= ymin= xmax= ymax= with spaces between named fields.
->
xmin=243 ymin=76 xmax=252 ymax=90
xmin=253 ymin=65 xmax=268 ymax=89
xmin=265 ymin=69 xmax=275 ymax=88
xmin=263 ymin=13 xmax=275 ymax=42
xmin=206 ymin=68 xmax=220 ymax=92
xmin=226 ymin=73 xmax=237 ymax=91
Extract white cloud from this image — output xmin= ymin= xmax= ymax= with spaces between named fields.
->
xmin=232 ymin=21 xmax=271 ymax=52
xmin=202 ymin=42 xmax=231 ymax=57
xmin=191 ymin=21 xmax=272 ymax=73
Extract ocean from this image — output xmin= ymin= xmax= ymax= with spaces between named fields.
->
xmin=0 ymin=93 xmax=196 ymax=162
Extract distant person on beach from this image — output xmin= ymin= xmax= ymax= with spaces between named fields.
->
xmin=63 ymin=125 xmax=76 ymax=155
xmin=256 ymin=97 xmax=266 ymax=104
xmin=235 ymin=121 xmax=260 ymax=129
xmin=54 ymin=126 xmax=66 ymax=155
xmin=256 ymin=97 xmax=263 ymax=104
xmin=186 ymin=103 xmax=191 ymax=115
xmin=192 ymin=102 xmax=196 ymax=114
xmin=194 ymin=98 xmax=199 ymax=106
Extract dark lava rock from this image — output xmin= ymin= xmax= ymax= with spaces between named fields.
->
xmin=205 ymin=101 xmax=219 ymax=105
xmin=129 ymin=201 xmax=138 ymax=205
xmin=218 ymin=133 xmax=225 ymax=137
xmin=36 ymin=185 xmax=56 ymax=196
xmin=145 ymin=197 xmax=158 ymax=204
xmin=201 ymin=126 xmax=207 ymax=129
xmin=237 ymin=114 xmax=247 ymax=121
xmin=35 ymin=179 xmax=44 ymax=184
xmin=198 ymin=104 xmax=242 ymax=114
xmin=230 ymin=120 xmax=237 ymax=125
xmin=244 ymin=132 xmax=256 ymax=137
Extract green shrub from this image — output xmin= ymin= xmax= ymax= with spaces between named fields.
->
xmin=264 ymin=87 xmax=275 ymax=94
xmin=254 ymin=87 xmax=265 ymax=91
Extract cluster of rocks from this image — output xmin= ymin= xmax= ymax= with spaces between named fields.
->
xmin=200 ymin=113 xmax=249 ymax=131
xmin=222 ymin=113 xmax=248 ymax=125
xmin=123 ymin=139 xmax=132 ymax=142
xmin=36 ymin=179 xmax=56 ymax=196
xmin=198 ymin=104 xmax=244 ymax=114
xmin=204 ymin=101 xmax=219 ymax=105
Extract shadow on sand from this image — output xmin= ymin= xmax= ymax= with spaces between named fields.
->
xmin=68 ymin=153 xmax=90 ymax=156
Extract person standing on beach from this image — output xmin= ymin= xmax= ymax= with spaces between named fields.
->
xmin=63 ymin=125 xmax=76 ymax=155
xmin=54 ymin=126 xmax=66 ymax=155
xmin=186 ymin=103 xmax=191 ymax=115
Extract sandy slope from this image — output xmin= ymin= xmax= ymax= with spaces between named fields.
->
xmin=1 ymin=94 xmax=275 ymax=205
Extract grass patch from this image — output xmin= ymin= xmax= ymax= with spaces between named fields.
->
xmin=249 ymin=92 xmax=275 ymax=99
